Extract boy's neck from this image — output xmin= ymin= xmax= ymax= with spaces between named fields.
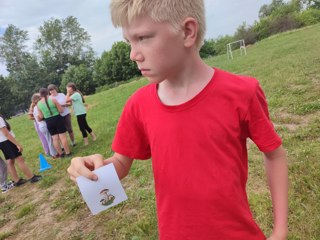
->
xmin=157 ymin=57 xmax=214 ymax=106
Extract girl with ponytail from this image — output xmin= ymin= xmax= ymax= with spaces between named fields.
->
xmin=66 ymin=83 xmax=96 ymax=146
xmin=37 ymin=88 xmax=71 ymax=158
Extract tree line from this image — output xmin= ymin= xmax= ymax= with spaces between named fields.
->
xmin=199 ymin=0 xmax=320 ymax=58
xmin=0 ymin=16 xmax=140 ymax=117
xmin=1 ymin=0 xmax=320 ymax=117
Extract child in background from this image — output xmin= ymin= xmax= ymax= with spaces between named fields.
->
xmin=31 ymin=93 xmax=57 ymax=158
xmin=0 ymin=115 xmax=41 ymax=186
xmin=28 ymin=94 xmax=51 ymax=156
xmin=48 ymin=84 xmax=76 ymax=147
xmin=66 ymin=83 xmax=96 ymax=146
xmin=67 ymin=1 xmax=288 ymax=239
xmin=37 ymin=88 xmax=71 ymax=158
xmin=0 ymin=156 xmax=14 ymax=193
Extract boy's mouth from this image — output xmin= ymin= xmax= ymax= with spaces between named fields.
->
xmin=139 ymin=68 xmax=150 ymax=75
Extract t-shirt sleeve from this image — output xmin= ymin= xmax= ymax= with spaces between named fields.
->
xmin=112 ymin=98 xmax=151 ymax=160
xmin=57 ymin=93 xmax=67 ymax=105
xmin=0 ymin=117 xmax=6 ymax=128
xmin=245 ymin=83 xmax=282 ymax=152
xmin=71 ymin=92 xmax=80 ymax=102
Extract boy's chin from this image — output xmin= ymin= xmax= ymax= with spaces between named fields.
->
xmin=146 ymin=76 xmax=165 ymax=84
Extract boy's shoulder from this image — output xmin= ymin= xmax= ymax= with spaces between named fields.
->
xmin=216 ymin=68 xmax=258 ymax=88
xmin=127 ymin=83 xmax=154 ymax=104
xmin=214 ymin=68 xmax=260 ymax=97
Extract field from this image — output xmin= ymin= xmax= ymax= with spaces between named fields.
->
xmin=1 ymin=24 xmax=319 ymax=239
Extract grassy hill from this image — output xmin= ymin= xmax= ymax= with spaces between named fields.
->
xmin=1 ymin=23 xmax=319 ymax=240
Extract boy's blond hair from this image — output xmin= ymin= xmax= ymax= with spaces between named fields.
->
xmin=110 ymin=0 xmax=206 ymax=50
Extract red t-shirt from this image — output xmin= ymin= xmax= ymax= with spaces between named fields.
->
xmin=112 ymin=68 xmax=282 ymax=240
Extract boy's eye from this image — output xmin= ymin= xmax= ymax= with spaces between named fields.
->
xmin=138 ymin=36 xmax=148 ymax=41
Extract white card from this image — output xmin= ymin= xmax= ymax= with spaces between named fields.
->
xmin=76 ymin=163 xmax=128 ymax=215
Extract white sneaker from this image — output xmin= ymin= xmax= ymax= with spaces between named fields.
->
xmin=1 ymin=182 xmax=15 ymax=193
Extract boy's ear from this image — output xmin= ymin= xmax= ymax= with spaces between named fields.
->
xmin=182 ymin=17 xmax=198 ymax=48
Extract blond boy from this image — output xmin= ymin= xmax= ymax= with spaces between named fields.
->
xmin=68 ymin=0 xmax=288 ymax=239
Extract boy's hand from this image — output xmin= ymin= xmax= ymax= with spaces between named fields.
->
xmin=67 ymin=154 xmax=105 ymax=182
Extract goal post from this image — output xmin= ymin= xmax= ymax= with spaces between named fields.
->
xmin=226 ymin=39 xmax=247 ymax=59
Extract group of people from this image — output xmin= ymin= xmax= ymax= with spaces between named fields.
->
xmin=28 ymin=82 xmax=96 ymax=159
xmin=0 ymin=82 xmax=96 ymax=193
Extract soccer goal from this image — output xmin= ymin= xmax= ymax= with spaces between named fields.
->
xmin=226 ymin=39 xmax=247 ymax=59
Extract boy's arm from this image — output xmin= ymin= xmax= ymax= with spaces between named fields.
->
xmin=68 ymin=152 xmax=133 ymax=182
xmin=263 ymin=145 xmax=288 ymax=240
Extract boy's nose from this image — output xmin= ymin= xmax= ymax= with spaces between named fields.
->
xmin=130 ymin=46 xmax=143 ymax=62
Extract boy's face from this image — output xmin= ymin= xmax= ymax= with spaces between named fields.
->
xmin=123 ymin=15 xmax=186 ymax=84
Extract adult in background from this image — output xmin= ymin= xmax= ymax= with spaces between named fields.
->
xmin=66 ymin=83 xmax=96 ymax=146
xmin=37 ymin=88 xmax=71 ymax=158
xmin=48 ymin=84 xmax=76 ymax=146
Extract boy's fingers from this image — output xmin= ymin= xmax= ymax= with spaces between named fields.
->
xmin=68 ymin=156 xmax=103 ymax=182
xmin=67 ymin=164 xmax=98 ymax=182
xmin=85 ymin=154 xmax=104 ymax=170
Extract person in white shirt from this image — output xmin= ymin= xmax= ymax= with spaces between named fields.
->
xmin=0 ymin=115 xmax=41 ymax=186
xmin=48 ymin=84 xmax=76 ymax=146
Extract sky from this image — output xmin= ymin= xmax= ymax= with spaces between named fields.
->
xmin=0 ymin=0 xmax=273 ymax=76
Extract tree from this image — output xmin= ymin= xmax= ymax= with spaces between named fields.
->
xmin=0 ymin=25 xmax=45 ymax=112
xmin=93 ymin=41 xmax=140 ymax=87
xmin=35 ymin=16 xmax=95 ymax=87
xmin=0 ymin=76 xmax=15 ymax=117
xmin=302 ymin=0 xmax=320 ymax=9
xmin=234 ymin=22 xmax=258 ymax=45
xmin=200 ymin=39 xmax=216 ymax=58
xmin=259 ymin=0 xmax=286 ymax=18
xmin=93 ymin=51 xmax=112 ymax=87
xmin=259 ymin=4 xmax=273 ymax=18
xmin=0 ymin=24 xmax=29 ymax=73
xmin=60 ymin=64 xmax=96 ymax=95
xmin=212 ymin=35 xmax=235 ymax=56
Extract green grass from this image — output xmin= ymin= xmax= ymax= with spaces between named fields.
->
xmin=0 ymin=23 xmax=319 ymax=239
xmin=15 ymin=204 xmax=35 ymax=219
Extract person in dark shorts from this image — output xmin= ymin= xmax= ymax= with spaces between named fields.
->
xmin=0 ymin=115 xmax=41 ymax=187
xmin=48 ymin=84 xmax=76 ymax=146
xmin=37 ymin=88 xmax=71 ymax=158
